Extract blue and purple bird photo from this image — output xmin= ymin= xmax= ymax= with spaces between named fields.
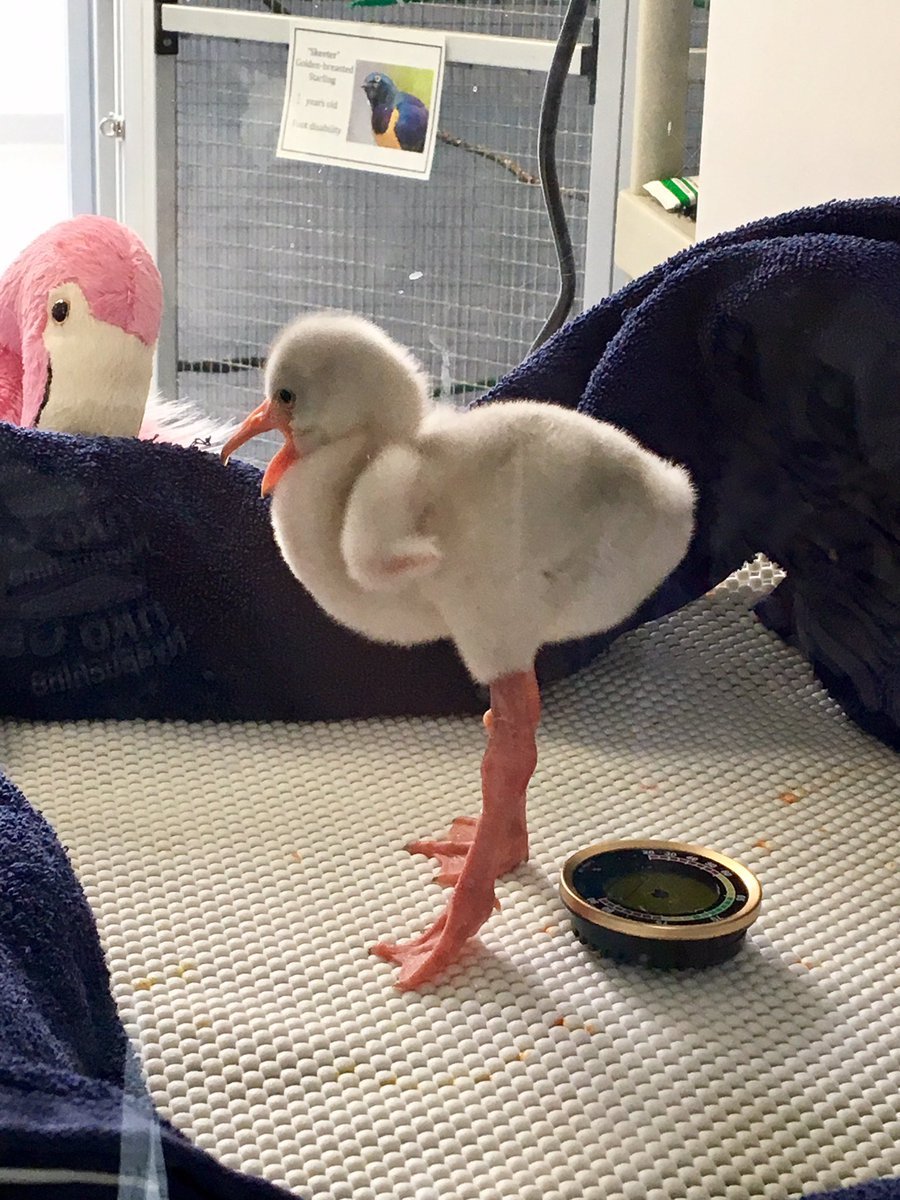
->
xmin=362 ymin=71 xmax=429 ymax=153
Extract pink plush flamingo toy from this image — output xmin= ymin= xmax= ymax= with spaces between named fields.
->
xmin=0 ymin=214 xmax=229 ymax=445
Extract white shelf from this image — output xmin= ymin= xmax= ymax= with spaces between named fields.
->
xmin=613 ymin=190 xmax=696 ymax=280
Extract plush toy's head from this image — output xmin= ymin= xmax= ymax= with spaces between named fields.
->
xmin=0 ymin=214 xmax=163 ymax=436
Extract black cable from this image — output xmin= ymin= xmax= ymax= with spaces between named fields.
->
xmin=529 ymin=0 xmax=591 ymax=354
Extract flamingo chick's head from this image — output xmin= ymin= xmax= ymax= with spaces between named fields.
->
xmin=221 ymin=311 xmax=430 ymax=496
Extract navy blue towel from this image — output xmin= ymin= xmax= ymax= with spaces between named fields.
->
xmin=809 ymin=1181 xmax=900 ymax=1200
xmin=0 ymin=423 xmax=483 ymax=722
xmin=0 ymin=768 xmax=292 ymax=1199
xmin=481 ymin=196 xmax=900 ymax=749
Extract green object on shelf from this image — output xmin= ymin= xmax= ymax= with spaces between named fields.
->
xmin=643 ymin=175 xmax=699 ymax=214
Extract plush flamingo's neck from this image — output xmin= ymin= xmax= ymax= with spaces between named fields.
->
xmin=39 ymin=298 xmax=155 ymax=437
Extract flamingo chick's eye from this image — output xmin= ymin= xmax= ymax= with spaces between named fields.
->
xmin=277 ymin=388 xmax=295 ymax=405
xmin=51 ymin=300 xmax=69 ymax=324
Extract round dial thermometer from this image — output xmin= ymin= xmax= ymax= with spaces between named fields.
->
xmin=560 ymin=840 xmax=762 ymax=968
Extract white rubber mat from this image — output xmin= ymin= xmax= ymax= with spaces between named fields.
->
xmin=1 ymin=562 xmax=898 ymax=1200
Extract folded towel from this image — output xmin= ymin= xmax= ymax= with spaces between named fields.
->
xmin=0 ymin=423 xmax=483 ymax=721
xmin=481 ymin=196 xmax=900 ymax=749
xmin=0 ymin=767 xmax=292 ymax=1198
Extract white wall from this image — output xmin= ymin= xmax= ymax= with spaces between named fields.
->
xmin=696 ymin=0 xmax=900 ymax=240
xmin=0 ymin=0 xmax=71 ymax=270
xmin=0 ymin=1 xmax=68 ymax=116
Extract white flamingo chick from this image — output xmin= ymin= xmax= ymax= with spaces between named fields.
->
xmin=221 ymin=311 xmax=695 ymax=990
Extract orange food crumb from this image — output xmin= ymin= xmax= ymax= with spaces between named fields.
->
xmin=290 ymin=850 xmax=303 ymax=863
xmin=779 ymin=791 xmax=800 ymax=805
xmin=134 ymin=976 xmax=162 ymax=992
xmin=753 ymin=838 xmax=773 ymax=852
xmin=539 ymin=924 xmax=558 ymax=936
xmin=551 ymin=1016 xmax=567 ymax=1028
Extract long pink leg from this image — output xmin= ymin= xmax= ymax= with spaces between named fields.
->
xmin=371 ymin=668 xmax=540 ymax=989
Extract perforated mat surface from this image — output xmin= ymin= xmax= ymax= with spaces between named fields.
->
xmin=1 ymin=563 xmax=899 ymax=1200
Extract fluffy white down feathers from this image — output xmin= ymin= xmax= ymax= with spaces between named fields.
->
xmin=259 ymin=312 xmax=696 ymax=684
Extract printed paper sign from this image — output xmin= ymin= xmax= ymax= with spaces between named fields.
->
xmin=277 ymin=20 xmax=445 ymax=180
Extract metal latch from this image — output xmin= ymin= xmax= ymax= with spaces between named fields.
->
xmin=98 ymin=113 xmax=125 ymax=139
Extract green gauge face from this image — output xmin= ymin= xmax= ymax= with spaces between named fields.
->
xmin=603 ymin=865 xmax=721 ymax=917
xmin=572 ymin=847 xmax=745 ymax=925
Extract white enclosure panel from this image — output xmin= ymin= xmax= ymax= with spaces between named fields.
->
xmin=161 ymin=5 xmax=592 ymax=74
xmin=113 ymin=0 xmax=159 ymax=259
xmin=697 ymin=0 xmax=900 ymax=240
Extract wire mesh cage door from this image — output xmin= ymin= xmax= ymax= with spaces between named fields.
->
xmin=156 ymin=1 xmax=611 ymax=465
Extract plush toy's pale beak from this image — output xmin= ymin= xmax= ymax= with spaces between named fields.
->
xmin=220 ymin=399 xmax=300 ymax=497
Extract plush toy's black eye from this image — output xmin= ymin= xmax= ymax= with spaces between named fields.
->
xmin=277 ymin=387 xmax=295 ymax=405
xmin=51 ymin=300 xmax=69 ymax=324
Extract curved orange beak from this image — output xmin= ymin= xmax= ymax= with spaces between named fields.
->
xmin=220 ymin=399 xmax=300 ymax=497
